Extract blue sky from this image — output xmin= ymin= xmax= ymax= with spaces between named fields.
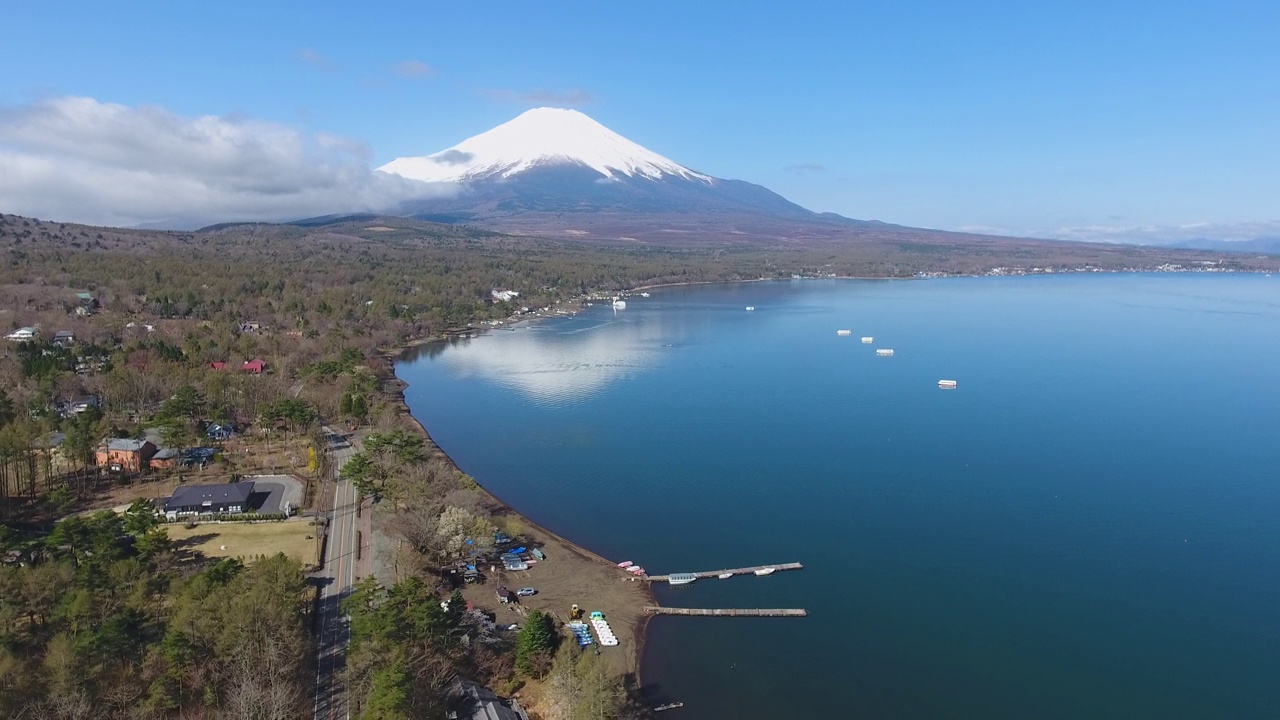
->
xmin=1 ymin=1 xmax=1277 ymax=239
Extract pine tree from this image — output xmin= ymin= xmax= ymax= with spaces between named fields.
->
xmin=515 ymin=610 xmax=558 ymax=677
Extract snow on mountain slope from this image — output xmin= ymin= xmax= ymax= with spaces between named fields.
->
xmin=378 ymin=107 xmax=712 ymax=184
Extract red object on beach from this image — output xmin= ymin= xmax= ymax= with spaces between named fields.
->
xmin=617 ymin=561 xmax=634 ymax=568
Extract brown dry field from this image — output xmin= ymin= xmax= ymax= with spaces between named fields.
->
xmin=166 ymin=518 xmax=320 ymax=566
xmin=457 ymin=530 xmax=652 ymax=677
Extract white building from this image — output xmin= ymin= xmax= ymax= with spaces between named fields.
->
xmin=4 ymin=327 xmax=37 ymax=341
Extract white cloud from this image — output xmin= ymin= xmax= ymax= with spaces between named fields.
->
xmin=958 ymin=220 xmax=1280 ymax=245
xmin=0 ymin=96 xmax=454 ymax=228
xmin=393 ymin=60 xmax=434 ymax=78
xmin=298 ymin=48 xmax=331 ymax=70
xmin=1042 ymin=221 xmax=1280 ymax=245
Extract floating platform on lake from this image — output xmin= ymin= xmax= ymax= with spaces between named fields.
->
xmin=644 ymin=606 xmax=808 ymax=617
xmin=645 ymin=562 xmax=803 ymax=583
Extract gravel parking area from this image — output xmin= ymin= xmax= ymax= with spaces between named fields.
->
xmin=244 ymin=474 xmax=304 ymax=515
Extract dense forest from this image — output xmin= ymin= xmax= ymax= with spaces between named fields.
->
xmin=0 ymin=211 xmax=1273 ymax=718
xmin=0 ymin=504 xmax=310 ymax=718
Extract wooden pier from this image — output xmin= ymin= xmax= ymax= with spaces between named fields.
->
xmin=644 ymin=562 xmax=803 ymax=583
xmin=644 ymin=606 xmax=808 ymax=617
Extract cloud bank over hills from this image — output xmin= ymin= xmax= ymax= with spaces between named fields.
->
xmin=0 ymin=96 xmax=451 ymax=228
xmin=0 ymin=95 xmax=1274 ymax=248
xmin=963 ymin=220 xmax=1280 ymax=248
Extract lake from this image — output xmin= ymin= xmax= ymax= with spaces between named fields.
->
xmin=396 ymin=275 xmax=1280 ymax=719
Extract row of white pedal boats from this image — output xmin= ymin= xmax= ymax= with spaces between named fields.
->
xmin=567 ymin=616 xmax=619 ymax=647
xmin=590 ymin=616 xmax=619 ymax=647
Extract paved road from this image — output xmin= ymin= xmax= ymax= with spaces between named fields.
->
xmin=314 ymin=427 xmax=363 ymax=720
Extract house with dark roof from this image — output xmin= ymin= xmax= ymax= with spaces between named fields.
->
xmin=52 ymin=330 xmax=75 ymax=347
xmin=163 ymin=481 xmax=255 ymax=519
xmin=151 ymin=448 xmax=180 ymax=470
xmin=95 ymin=439 xmax=157 ymax=472
xmin=70 ymin=395 xmax=100 ymax=414
xmin=448 ymin=679 xmax=529 ymax=720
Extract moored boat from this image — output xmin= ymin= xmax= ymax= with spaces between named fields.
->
xmin=718 ymin=572 xmax=734 ymax=579
xmin=938 ymin=379 xmax=957 ymax=389
xmin=668 ymin=573 xmax=698 ymax=585
xmin=754 ymin=568 xmax=776 ymax=576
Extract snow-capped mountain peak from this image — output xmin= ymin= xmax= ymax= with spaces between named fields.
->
xmin=378 ymin=107 xmax=711 ymax=184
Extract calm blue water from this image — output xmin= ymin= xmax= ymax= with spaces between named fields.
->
xmin=397 ymin=275 xmax=1280 ymax=719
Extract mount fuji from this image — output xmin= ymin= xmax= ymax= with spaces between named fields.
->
xmin=377 ymin=107 xmax=891 ymax=243
xmin=381 ymin=107 xmax=711 ymax=184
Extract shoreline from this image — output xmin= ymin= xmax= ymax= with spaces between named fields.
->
xmin=372 ymin=270 xmax=1264 ymax=693
xmin=370 ymin=273 xmax=1037 ymax=686
xmin=374 ymin=353 xmax=656 ymax=683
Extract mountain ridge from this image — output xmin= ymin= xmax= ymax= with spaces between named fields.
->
xmin=376 ymin=107 xmax=913 ymax=243
xmin=379 ymin=107 xmax=711 ymax=183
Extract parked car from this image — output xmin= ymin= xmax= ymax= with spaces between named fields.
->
xmin=516 ymin=587 xmax=537 ymax=597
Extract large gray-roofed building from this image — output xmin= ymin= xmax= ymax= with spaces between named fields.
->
xmin=163 ymin=481 xmax=255 ymax=519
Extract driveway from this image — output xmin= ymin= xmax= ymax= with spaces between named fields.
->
xmin=245 ymin=474 xmax=303 ymax=515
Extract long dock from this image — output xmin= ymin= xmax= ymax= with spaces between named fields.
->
xmin=644 ymin=606 xmax=808 ymax=617
xmin=644 ymin=562 xmax=803 ymax=583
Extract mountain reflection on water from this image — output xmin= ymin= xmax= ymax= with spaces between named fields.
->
xmin=396 ymin=276 xmax=1280 ymax=720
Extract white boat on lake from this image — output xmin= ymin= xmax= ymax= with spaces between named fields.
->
xmin=640 ymin=292 xmax=651 ymax=297
xmin=938 ymin=379 xmax=958 ymax=389
xmin=861 ymin=336 xmax=874 ymax=344
xmin=754 ymin=568 xmax=776 ymax=576
xmin=876 ymin=349 xmax=894 ymax=357
xmin=718 ymin=572 xmax=734 ymax=579
xmin=613 ymin=300 xmax=627 ymax=309
xmin=836 ymin=329 xmax=852 ymax=336
xmin=745 ymin=306 xmax=755 ymax=311
xmin=668 ymin=573 xmax=698 ymax=586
